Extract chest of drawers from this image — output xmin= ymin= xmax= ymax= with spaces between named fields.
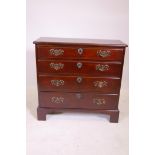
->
xmin=33 ymin=37 xmax=127 ymax=123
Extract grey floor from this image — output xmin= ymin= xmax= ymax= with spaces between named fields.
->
xmin=27 ymin=86 xmax=128 ymax=155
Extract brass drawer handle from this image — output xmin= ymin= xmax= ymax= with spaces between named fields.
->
xmin=93 ymin=98 xmax=106 ymax=105
xmin=49 ymin=49 xmax=64 ymax=56
xmin=51 ymin=97 xmax=64 ymax=104
xmin=77 ymin=62 xmax=83 ymax=69
xmin=51 ymin=80 xmax=64 ymax=86
xmin=77 ymin=48 xmax=83 ymax=55
xmin=77 ymin=76 xmax=82 ymax=83
xmin=96 ymin=64 xmax=109 ymax=71
xmin=94 ymin=81 xmax=108 ymax=88
xmin=97 ymin=50 xmax=110 ymax=58
xmin=50 ymin=63 xmax=64 ymax=70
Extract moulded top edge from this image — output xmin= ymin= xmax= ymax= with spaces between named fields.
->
xmin=33 ymin=37 xmax=128 ymax=47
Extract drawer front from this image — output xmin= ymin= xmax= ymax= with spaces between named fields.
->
xmin=39 ymin=92 xmax=119 ymax=110
xmin=37 ymin=60 xmax=122 ymax=76
xmin=37 ymin=46 xmax=124 ymax=61
xmin=38 ymin=75 xmax=121 ymax=93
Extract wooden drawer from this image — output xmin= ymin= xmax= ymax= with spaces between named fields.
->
xmin=34 ymin=37 xmax=127 ymax=122
xmin=37 ymin=60 xmax=122 ymax=76
xmin=38 ymin=75 xmax=121 ymax=93
xmin=37 ymin=45 xmax=124 ymax=61
xmin=39 ymin=92 xmax=119 ymax=110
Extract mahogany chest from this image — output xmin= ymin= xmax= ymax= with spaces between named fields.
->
xmin=33 ymin=37 xmax=127 ymax=123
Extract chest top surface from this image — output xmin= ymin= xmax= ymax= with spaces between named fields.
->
xmin=33 ymin=37 xmax=128 ymax=47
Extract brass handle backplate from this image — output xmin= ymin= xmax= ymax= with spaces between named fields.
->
xmin=50 ymin=63 xmax=64 ymax=70
xmin=97 ymin=50 xmax=110 ymax=58
xmin=94 ymin=80 xmax=108 ymax=88
xmin=96 ymin=64 xmax=109 ymax=71
xmin=51 ymin=97 xmax=64 ymax=104
xmin=49 ymin=49 xmax=64 ymax=56
xmin=93 ymin=98 xmax=106 ymax=105
xmin=51 ymin=80 xmax=64 ymax=87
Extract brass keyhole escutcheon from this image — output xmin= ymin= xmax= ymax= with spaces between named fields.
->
xmin=76 ymin=93 xmax=82 ymax=99
xmin=77 ymin=62 xmax=83 ymax=69
xmin=76 ymin=76 xmax=82 ymax=83
xmin=77 ymin=48 xmax=83 ymax=55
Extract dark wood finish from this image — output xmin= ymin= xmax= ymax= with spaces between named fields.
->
xmin=37 ymin=45 xmax=125 ymax=61
xmin=38 ymin=75 xmax=121 ymax=93
xmin=34 ymin=37 xmax=127 ymax=123
xmin=37 ymin=60 xmax=123 ymax=76
xmin=39 ymin=92 xmax=119 ymax=110
xmin=37 ymin=107 xmax=119 ymax=123
xmin=33 ymin=37 xmax=128 ymax=47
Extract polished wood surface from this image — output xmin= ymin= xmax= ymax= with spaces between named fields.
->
xmin=34 ymin=37 xmax=128 ymax=47
xmin=38 ymin=75 xmax=121 ymax=93
xmin=37 ymin=45 xmax=125 ymax=61
xmin=37 ymin=60 xmax=123 ymax=76
xmin=37 ymin=107 xmax=119 ymax=123
xmin=39 ymin=92 xmax=119 ymax=110
xmin=34 ymin=37 xmax=127 ymax=122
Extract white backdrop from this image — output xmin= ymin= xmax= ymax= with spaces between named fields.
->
xmin=27 ymin=0 xmax=128 ymax=90
xmin=26 ymin=1 xmax=129 ymax=155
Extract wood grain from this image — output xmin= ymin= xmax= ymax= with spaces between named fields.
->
xmin=38 ymin=75 xmax=121 ymax=93
xmin=37 ymin=60 xmax=123 ymax=77
xmin=34 ymin=37 xmax=127 ymax=122
xmin=39 ymin=92 xmax=119 ymax=110
xmin=37 ymin=45 xmax=125 ymax=61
